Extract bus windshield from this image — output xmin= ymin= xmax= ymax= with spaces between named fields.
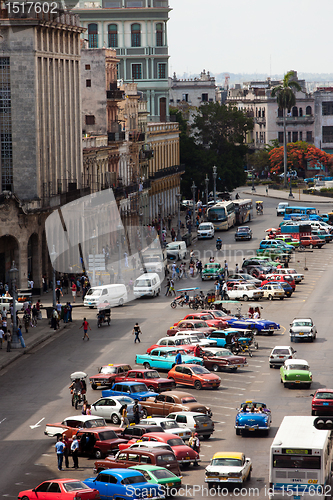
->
xmin=208 ymin=208 xmax=226 ymax=221
xmin=273 ymin=454 xmax=321 ymax=470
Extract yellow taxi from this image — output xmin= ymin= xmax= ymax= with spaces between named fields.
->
xmin=205 ymin=451 xmax=252 ymax=486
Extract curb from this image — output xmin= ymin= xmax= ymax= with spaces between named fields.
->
xmin=242 ymin=190 xmax=333 ymax=204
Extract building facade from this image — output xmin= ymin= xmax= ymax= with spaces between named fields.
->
xmin=314 ymin=88 xmax=333 ymax=154
xmin=74 ymin=0 xmax=170 ymax=122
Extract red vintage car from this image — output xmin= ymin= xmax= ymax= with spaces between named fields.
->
xmin=311 ymin=388 xmax=333 ymax=416
xmin=89 ymin=364 xmax=132 ymax=390
xmin=167 ymin=320 xmax=215 ymax=337
xmin=201 ymin=348 xmax=247 ymax=372
xmin=262 ymin=274 xmax=295 ymax=291
xmin=18 ymin=480 xmax=100 ymax=500
xmin=180 ymin=313 xmax=227 ymax=329
xmin=167 ymin=364 xmax=221 ymax=390
xmin=76 ymin=428 xmax=128 ymax=459
xmin=126 ymin=432 xmax=200 ymax=465
xmin=118 ymin=369 xmax=175 ymax=393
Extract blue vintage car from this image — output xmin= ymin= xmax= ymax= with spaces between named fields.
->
xmin=135 ymin=347 xmax=203 ymax=370
xmin=207 ymin=329 xmax=251 ymax=347
xmin=84 ymin=468 xmax=164 ymax=500
xmin=226 ymin=317 xmax=280 ymax=336
xmin=102 ymin=381 xmax=158 ymax=401
xmin=235 ymin=401 xmax=271 ymax=436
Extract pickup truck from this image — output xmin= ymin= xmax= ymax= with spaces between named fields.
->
xmin=102 ymin=381 xmax=159 ymax=401
xmin=300 ymin=235 xmax=325 ymax=249
xmin=89 ymin=364 xmax=132 ymax=390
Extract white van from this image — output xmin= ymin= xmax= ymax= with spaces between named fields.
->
xmin=166 ymin=241 xmax=187 ymax=260
xmin=133 ymin=273 xmax=161 ymax=298
xmin=84 ymin=284 xmax=127 ymax=308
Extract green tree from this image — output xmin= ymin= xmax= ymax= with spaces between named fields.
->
xmin=271 ymin=71 xmax=302 ymax=187
xmin=247 ymin=149 xmax=270 ymax=176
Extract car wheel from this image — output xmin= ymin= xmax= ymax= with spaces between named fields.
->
xmin=75 ymin=399 xmax=79 ymax=410
xmin=269 ymin=364 xmax=273 ymax=368
xmin=111 ymin=413 xmax=121 ymax=425
xmin=202 ymin=434 xmax=211 ymax=440
xmin=212 ymin=364 xmax=219 ymax=372
xmin=225 ymin=294 xmax=229 ymax=300
xmin=309 ymin=244 xmax=313 ymax=249
xmin=280 ymin=297 xmax=284 ymax=300
xmin=247 ymin=469 xmax=251 ymax=481
xmin=91 ymin=383 xmax=97 ymax=390
xmin=118 ymin=298 xmax=124 ymax=306
xmin=194 ymin=381 xmax=202 ymax=390
xmin=21 ymin=496 xmax=30 ymax=500
xmin=95 ymin=449 xmax=103 ymax=459
xmin=143 ymin=362 xmax=151 ymax=369
xmin=268 ymin=294 xmax=273 ymax=301
xmin=236 ymin=428 xmax=241 ymax=436
xmin=306 ymin=383 xmax=311 ymax=389
xmin=170 ymin=301 xmax=177 ymax=309
xmin=311 ymin=410 xmax=316 ymax=416
xmin=141 ymin=408 xmax=148 ymax=418
xmin=252 ymin=328 xmax=259 ymax=336
xmin=243 ymin=295 xmax=249 ymax=301
xmin=148 ymin=385 xmax=156 ymax=392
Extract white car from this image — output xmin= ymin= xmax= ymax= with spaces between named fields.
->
xmin=269 ymin=345 xmax=297 ymax=368
xmin=225 ymin=283 xmax=263 ymax=301
xmin=205 ymin=452 xmax=252 ymax=485
xmin=128 ymin=441 xmax=173 ymax=452
xmin=140 ymin=417 xmax=192 ymax=440
xmin=167 ymin=411 xmax=215 ymax=438
xmin=276 ymin=202 xmax=289 ymax=216
xmin=270 ymin=268 xmax=304 ymax=283
xmin=289 ymin=318 xmax=317 ymax=342
xmin=165 ymin=241 xmax=187 ymax=260
xmin=0 ymin=296 xmax=24 ymax=312
xmin=260 ymin=283 xmax=285 ymax=300
xmin=90 ymin=396 xmax=144 ymax=424
xmin=174 ymin=331 xmax=217 ymax=347
xmin=197 ymin=222 xmax=215 ymax=239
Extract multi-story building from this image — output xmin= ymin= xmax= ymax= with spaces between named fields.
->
xmin=314 ymin=88 xmax=333 ymax=154
xmin=169 ymin=70 xmax=216 ymax=107
xmin=74 ymin=0 xmax=170 ymax=122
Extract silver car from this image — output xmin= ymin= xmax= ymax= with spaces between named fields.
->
xmin=290 ymin=318 xmax=317 ymax=342
xmin=269 ymin=345 xmax=296 ymax=368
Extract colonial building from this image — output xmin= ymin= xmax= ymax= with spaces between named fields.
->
xmin=74 ymin=0 xmax=170 ymax=122
xmin=314 ymin=88 xmax=333 ymax=154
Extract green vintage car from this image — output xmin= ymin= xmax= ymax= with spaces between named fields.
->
xmin=275 ymin=235 xmax=300 ymax=248
xmin=201 ymin=262 xmax=223 ymax=281
xmin=129 ymin=464 xmax=182 ymax=491
xmin=280 ymin=359 xmax=312 ymax=389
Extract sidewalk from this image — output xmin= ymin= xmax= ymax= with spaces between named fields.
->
xmin=242 ymin=184 xmax=333 ymax=204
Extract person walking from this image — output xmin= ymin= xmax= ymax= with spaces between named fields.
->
xmin=79 ymin=318 xmax=91 ymax=341
xmin=120 ymin=404 xmax=129 ymax=429
xmin=169 ymin=278 xmax=176 ymax=296
xmin=165 ymin=278 xmax=171 ymax=296
xmin=175 ymin=351 xmax=182 ymax=365
xmin=224 ymin=260 xmax=228 ymax=278
xmin=133 ymin=399 xmax=140 ymax=425
xmin=17 ymin=325 xmax=26 ymax=348
xmin=214 ymin=280 xmax=220 ymax=300
xmin=132 ymin=322 xmax=142 ymax=343
xmin=221 ymin=281 xmax=228 ymax=300
xmin=71 ymin=282 xmax=77 ymax=303
xmin=235 ymin=263 xmax=239 ymax=274
xmin=71 ymin=434 xmax=79 ymax=469
xmin=0 ymin=327 xmax=3 ymax=350
xmin=6 ymin=329 xmax=11 ymax=352
xmin=55 ymin=436 xmax=65 ymax=471
xmin=63 ymin=434 xmax=70 ymax=469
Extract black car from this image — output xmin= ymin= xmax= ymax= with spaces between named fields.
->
xmin=235 ymin=226 xmax=252 ymax=241
xmin=119 ymin=424 xmax=164 ymax=440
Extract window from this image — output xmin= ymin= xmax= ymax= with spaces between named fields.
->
xmin=278 ymin=108 xmax=283 ymax=117
xmin=292 ymin=131 xmax=298 ymax=142
xmin=202 ymin=93 xmax=208 ymax=102
xmin=299 ymin=108 xmax=303 ymax=117
xmin=288 ymin=131 xmax=291 ymax=143
xmin=158 ymin=63 xmax=166 ymax=79
xmin=306 ymin=131 xmax=313 ymax=143
xmin=88 ymin=24 xmax=98 ymax=49
xmin=292 ymin=106 xmax=298 ymax=117
xmin=85 ymin=64 xmax=91 ymax=70
xmin=299 ymin=131 xmax=302 ymax=141
xmin=48 ymin=484 xmax=61 ymax=493
xmin=132 ymin=64 xmax=142 ymax=79
xmin=108 ymin=24 xmax=118 ymax=48
xmin=156 ymin=22 xmax=163 ymax=46
xmin=322 ymin=102 xmax=333 ymax=116
xmin=131 ymin=23 xmax=141 ymax=47
xmin=306 ymin=105 xmax=312 ymax=115
xmin=86 ymin=79 xmax=91 ymax=87
xmin=85 ymin=115 xmax=95 ymax=125
xmin=322 ymin=126 xmax=333 ymax=143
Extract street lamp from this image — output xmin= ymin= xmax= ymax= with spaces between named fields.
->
xmin=205 ymin=174 xmax=209 ymax=207
xmin=90 ymin=229 xmax=97 ymax=286
xmin=191 ymin=181 xmax=197 ymax=233
xmin=50 ymin=245 xmax=58 ymax=308
xmin=289 ymin=175 xmax=294 ymax=198
xmin=175 ymin=192 xmax=181 ymax=241
xmin=213 ymin=166 xmax=217 ymax=203
xmin=251 ymin=169 xmax=256 ymax=192
xmin=158 ymin=197 xmax=163 ymax=245
xmin=9 ymin=261 xmax=19 ymax=349
xmin=117 ymin=224 xmax=123 ymax=283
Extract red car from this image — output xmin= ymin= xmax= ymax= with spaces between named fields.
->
xmin=262 ymin=274 xmax=295 ymax=291
xmin=311 ymin=388 xmax=333 ymax=416
xmin=76 ymin=428 xmax=128 ymax=459
xmin=89 ymin=364 xmax=131 ymax=390
xmin=167 ymin=320 xmax=215 ymax=337
xmin=167 ymin=364 xmax=221 ymax=390
xmin=117 ymin=369 xmax=175 ymax=392
xmin=129 ymin=432 xmax=200 ymax=465
xmin=201 ymin=348 xmax=247 ymax=372
xmin=181 ymin=313 xmax=227 ymax=329
xmin=18 ymin=480 xmax=100 ymax=500
xmin=300 ymin=235 xmax=325 ymax=248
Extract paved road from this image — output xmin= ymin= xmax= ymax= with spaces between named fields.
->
xmin=1 ymin=194 xmax=332 ymax=499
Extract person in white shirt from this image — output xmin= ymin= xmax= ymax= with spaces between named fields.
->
xmin=0 ymin=328 xmax=3 ymax=349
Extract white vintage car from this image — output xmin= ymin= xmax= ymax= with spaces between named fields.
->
xmin=225 ymin=283 xmax=263 ymax=302
xmin=205 ymin=451 xmax=252 ymax=485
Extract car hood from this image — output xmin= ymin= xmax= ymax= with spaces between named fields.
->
xmin=102 ymin=390 xmax=159 ymax=400
xmin=236 ymin=413 xmax=269 ymax=424
xmin=206 ymin=465 xmax=243 ymax=474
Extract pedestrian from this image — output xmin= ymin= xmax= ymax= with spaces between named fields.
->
xmin=165 ymin=278 xmax=171 ymax=296
xmin=189 ymin=432 xmax=200 ymax=452
xmin=62 ymin=434 xmax=70 ymax=469
xmin=224 ymin=260 xmax=228 ymax=278
xmin=51 ymin=308 xmax=58 ymax=330
xmin=169 ymin=278 xmax=176 ymax=296
xmin=132 ymin=256 xmax=136 ymax=269
xmin=31 ymin=305 xmax=38 ymax=326
xmin=171 ymin=228 xmax=176 ymax=241
xmin=36 ymin=300 xmax=42 ymax=320
xmin=71 ymin=434 xmax=79 ymax=469
xmin=266 ymin=186 xmax=268 ymax=195
xmin=132 ymin=322 xmax=142 ymax=343
xmin=71 ymin=282 xmax=77 ymax=303
xmin=175 ymin=351 xmax=182 ymax=365
xmin=2 ymin=315 xmax=7 ymax=335
xmin=214 ymin=280 xmax=220 ymax=300
xmin=55 ymin=286 xmax=62 ymax=302
xmin=55 ymin=436 xmax=65 ymax=471
xmin=6 ymin=329 xmax=11 ymax=352
xmin=124 ymin=251 xmax=129 ymax=268
xmin=79 ymin=318 xmax=91 ymax=340
xmin=171 ymin=262 xmax=176 ymax=279
xmin=17 ymin=325 xmax=26 ymax=348
xmin=120 ymin=404 xmax=129 ymax=429
xmin=221 ymin=281 xmax=228 ymax=300
xmin=86 ymin=404 xmax=91 ymax=415
xmin=133 ymin=399 xmax=140 ymax=425
xmin=67 ymin=302 xmax=72 ymax=322
xmin=1 ymin=307 xmax=7 ymax=321
xmin=0 ymin=327 xmax=3 ymax=350
xmin=235 ymin=263 xmax=239 ymax=274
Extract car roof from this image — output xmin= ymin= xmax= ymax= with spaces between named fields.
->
xmin=128 ymin=369 xmax=157 ymax=374
xmin=151 ymin=346 xmax=180 ymax=352
xmin=115 ymin=381 xmax=147 ymax=386
xmin=119 ymin=448 xmax=174 ymax=456
xmin=143 ymin=432 xmax=179 ymax=440
xmin=100 ymin=364 xmax=130 ymax=368
xmin=272 ymin=346 xmax=293 ymax=350
xmin=98 ymin=469 xmax=141 ymax=478
xmin=292 ymin=318 xmax=312 ymax=322
xmin=64 ymin=415 xmax=105 ymax=422
xmin=129 ymin=465 xmax=167 ymax=472
xmin=212 ymin=452 xmax=244 ymax=459
xmin=285 ymin=359 xmax=308 ymax=365
xmin=168 ymin=411 xmax=208 ymax=417
xmin=160 ymin=391 xmax=196 ymax=397
xmin=76 ymin=426 xmax=118 ymax=434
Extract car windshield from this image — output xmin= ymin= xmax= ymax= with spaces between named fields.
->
xmin=316 ymin=393 xmax=333 ymax=400
xmin=238 ymin=228 xmax=249 ymax=233
xmin=121 ymin=476 xmax=146 ymax=485
xmin=167 ymin=244 xmax=179 ymax=250
xmin=288 ymin=364 xmax=309 ymax=371
xmin=210 ymin=310 xmax=226 ymax=318
xmin=293 ymin=321 xmax=312 ymax=327
xmin=194 ymin=332 xmax=205 ymax=339
xmin=214 ymin=350 xmax=233 ymax=356
xmin=211 ymin=458 xmax=242 ymax=467
xmin=85 ymin=419 xmax=106 ymax=428
xmin=98 ymin=430 xmax=117 ymax=440
xmin=181 ymin=397 xmax=197 ymax=403
xmin=199 ymin=225 xmax=212 ymax=230
xmin=167 ymin=438 xmax=183 ymax=446
xmin=144 ymin=371 xmax=160 ymax=379
xmin=118 ymin=397 xmax=134 ymax=405
xmin=135 ymin=279 xmax=152 ymax=287
xmin=191 ymin=365 xmax=211 ymax=374
xmin=200 ymin=314 xmax=213 ymax=320
xmin=63 ymin=482 xmax=90 ymax=492
xmin=272 ymin=349 xmax=290 ymax=355
xmin=130 ymin=384 xmax=147 ymax=393
xmin=85 ymin=289 xmax=102 ymax=297
xmin=100 ymin=366 xmax=117 ymax=374
xmin=194 ymin=415 xmax=212 ymax=424
xmin=161 ymin=421 xmax=180 ymax=430
xmin=152 ymin=469 xmax=174 ymax=479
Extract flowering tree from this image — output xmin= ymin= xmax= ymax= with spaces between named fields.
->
xmin=269 ymin=142 xmax=333 ymax=176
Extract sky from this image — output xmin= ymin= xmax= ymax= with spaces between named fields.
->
xmin=168 ymin=0 xmax=333 ymax=80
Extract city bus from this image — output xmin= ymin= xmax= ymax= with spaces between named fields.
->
xmin=234 ymin=199 xmax=253 ymax=225
xmin=284 ymin=206 xmax=321 ymax=221
xmin=206 ymin=201 xmax=236 ymax=230
xmin=269 ymin=416 xmax=333 ymax=499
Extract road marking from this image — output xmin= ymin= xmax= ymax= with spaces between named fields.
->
xmin=250 ymin=389 xmax=261 ymax=392
xmin=254 ymin=380 xmax=264 ymax=383
xmin=30 ymin=417 xmax=45 ymax=429
xmin=0 ymin=418 xmax=6 ymax=425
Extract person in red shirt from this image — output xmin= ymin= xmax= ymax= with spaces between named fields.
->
xmin=71 ymin=282 xmax=77 ymax=303
xmin=79 ymin=318 xmax=91 ymax=340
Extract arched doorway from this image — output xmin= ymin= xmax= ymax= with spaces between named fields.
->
xmin=0 ymin=235 xmax=19 ymax=287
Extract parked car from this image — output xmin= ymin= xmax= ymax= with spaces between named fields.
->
xmin=174 ymin=331 xmax=218 ymax=346
xmin=235 ymin=401 xmax=271 ymax=435
xmin=139 ymin=391 xmax=212 ymax=417
xmin=94 ymin=448 xmax=181 ymax=476
xmin=167 ymin=320 xmax=215 ymax=337
xmin=289 ymin=318 xmax=317 ymax=342
xmin=180 ymin=312 xmax=226 ymax=329
xmin=275 ymin=235 xmax=300 ymax=247
xmin=260 ymin=280 xmax=293 ymax=298
xmin=44 ymin=415 xmax=107 ymax=439
xmin=167 ymin=364 xmax=221 ymax=390
xmin=235 ymin=226 xmax=252 ymax=241
xmin=311 ymin=228 xmax=332 ymax=243
xmin=84 ymin=469 xmax=163 ymax=500
xmin=90 ymin=396 xmax=145 ymax=424
xmin=260 ymin=283 xmax=285 ymax=300
xmin=280 ymin=359 xmax=312 ymax=388
xmin=227 ymin=273 xmax=262 ymax=286
xmin=205 ymin=452 xmax=252 ymax=486
xmin=227 ymin=317 xmax=280 ymax=336
xmin=89 ymin=364 xmax=132 ymax=390
xmin=102 ymin=382 xmax=158 ymax=401
xmin=197 ymin=222 xmax=215 ymax=239
xmin=76 ymin=428 xmax=127 ymax=459
xmin=135 ymin=347 xmax=203 ymax=371
xmin=118 ymin=424 xmax=164 ymax=440
xmin=118 ymin=440 xmax=174 ymax=453
xmin=269 ymin=346 xmax=296 ymax=368
xmin=146 ymin=333 xmax=214 ymax=354
xmin=201 ymin=347 xmax=247 ymax=371
xmin=263 ymin=273 xmax=295 ymax=290
xmin=224 ymin=283 xmax=263 ymax=301
xmin=140 ymin=417 xmax=192 ymax=440
xmin=300 ymin=235 xmax=325 ymax=248
xmin=201 ymin=262 xmax=223 ymax=281
xmin=311 ymin=389 xmax=333 ymax=416
xmin=258 ymin=239 xmax=294 ymax=253
xmin=166 ymin=411 xmax=214 ymax=439
xmin=119 ymin=369 xmax=175 ymax=393
xmin=129 ymin=465 xmax=182 ymax=491
xmin=18 ymin=480 xmax=100 ymax=500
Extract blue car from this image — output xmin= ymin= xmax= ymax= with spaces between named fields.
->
xmin=207 ymin=329 xmax=247 ymax=348
xmin=102 ymin=381 xmax=158 ymax=401
xmin=227 ymin=318 xmax=280 ymax=336
xmin=84 ymin=468 xmax=164 ymax=500
xmin=135 ymin=347 xmax=203 ymax=370
xmin=235 ymin=401 xmax=272 ymax=436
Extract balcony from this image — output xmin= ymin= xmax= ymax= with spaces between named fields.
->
xmin=129 ymin=132 xmax=145 ymax=142
xmin=113 ymin=179 xmax=151 ymax=199
xmin=149 ymin=164 xmax=185 ymax=180
xmin=254 ymin=117 xmax=266 ymax=125
xmin=107 ymin=89 xmax=124 ymax=100
xmin=108 ymin=132 xmax=126 ymax=142
xmin=276 ymin=115 xmax=314 ymax=125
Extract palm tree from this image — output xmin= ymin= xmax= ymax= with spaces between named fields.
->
xmin=271 ymin=71 xmax=302 ymax=188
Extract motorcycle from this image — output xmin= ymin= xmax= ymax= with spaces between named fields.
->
xmin=97 ymin=307 xmax=111 ymax=327
xmin=70 ymin=371 xmax=87 ymax=409
xmin=170 ymin=294 xmax=187 ymax=309
xmin=216 ymin=239 xmax=222 ymax=250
